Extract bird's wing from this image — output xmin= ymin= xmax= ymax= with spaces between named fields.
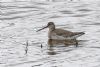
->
xmin=54 ymin=29 xmax=74 ymax=37
xmin=54 ymin=29 xmax=85 ymax=39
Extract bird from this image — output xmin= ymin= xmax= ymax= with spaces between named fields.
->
xmin=37 ymin=22 xmax=85 ymax=46
xmin=37 ymin=22 xmax=85 ymax=39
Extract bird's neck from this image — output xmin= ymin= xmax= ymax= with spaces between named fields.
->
xmin=49 ymin=26 xmax=55 ymax=31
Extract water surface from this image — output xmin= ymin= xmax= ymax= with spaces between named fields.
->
xmin=0 ymin=1 xmax=100 ymax=67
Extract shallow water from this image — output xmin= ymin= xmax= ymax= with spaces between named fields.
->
xmin=0 ymin=1 xmax=100 ymax=67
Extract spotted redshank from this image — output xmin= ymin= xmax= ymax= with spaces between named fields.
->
xmin=37 ymin=22 xmax=85 ymax=46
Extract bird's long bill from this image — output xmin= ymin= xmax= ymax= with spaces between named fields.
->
xmin=36 ymin=25 xmax=48 ymax=32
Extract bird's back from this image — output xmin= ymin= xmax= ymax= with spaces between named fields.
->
xmin=49 ymin=28 xmax=85 ymax=40
xmin=54 ymin=28 xmax=74 ymax=37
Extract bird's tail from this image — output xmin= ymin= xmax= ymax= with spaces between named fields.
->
xmin=72 ymin=32 xmax=85 ymax=39
xmin=75 ymin=32 xmax=85 ymax=37
xmin=77 ymin=32 xmax=85 ymax=35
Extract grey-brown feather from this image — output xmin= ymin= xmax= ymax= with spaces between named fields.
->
xmin=52 ymin=28 xmax=85 ymax=39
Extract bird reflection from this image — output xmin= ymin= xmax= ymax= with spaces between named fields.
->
xmin=47 ymin=39 xmax=79 ymax=55
xmin=47 ymin=47 xmax=57 ymax=55
xmin=48 ymin=39 xmax=78 ymax=47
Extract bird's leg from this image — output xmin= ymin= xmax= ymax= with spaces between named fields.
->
xmin=73 ymin=39 xmax=78 ymax=47
xmin=75 ymin=39 xmax=78 ymax=47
